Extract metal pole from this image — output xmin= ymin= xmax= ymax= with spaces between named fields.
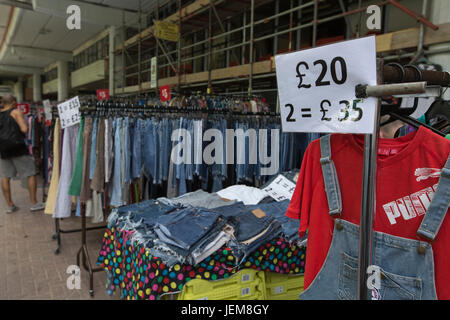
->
xmin=138 ymin=0 xmax=142 ymax=93
xmin=312 ymin=0 xmax=318 ymax=47
xmin=242 ymin=11 xmax=246 ymax=65
xmin=413 ymin=0 xmax=428 ymax=62
xmin=289 ymin=0 xmax=294 ymax=51
xmin=122 ymin=11 xmax=126 ymax=92
xmin=357 ymin=0 xmax=363 ymax=37
xmin=296 ymin=0 xmax=303 ymax=50
xmin=193 ymin=32 xmax=197 ymax=72
xmin=273 ymin=0 xmax=279 ymax=56
xmin=357 ymin=59 xmax=383 ymax=300
xmin=338 ymin=0 xmax=352 ymax=40
xmin=208 ymin=6 xmax=212 ymax=91
xmin=249 ymin=0 xmax=255 ymax=96
xmin=178 ymin=0 xmax=181 ymax=92
xmin=156 ymin=0 xmax=160 ymax=93
xmin=226 ymin=20 xmax=231 ymax=67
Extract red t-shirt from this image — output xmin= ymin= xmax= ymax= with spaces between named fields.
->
xmin=286 ymin=127 xmax=450 ymax=299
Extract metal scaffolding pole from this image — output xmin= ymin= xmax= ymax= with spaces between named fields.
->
xmin=122 ymin=11 xmax=126 ymax=92
xmin=296 ymin=0 xmax=302 ymax=50
xmin=156 ymin=0 xmax=160 ymax=93
xmin=178 ymin=0 xmax=182 ymax=92
xmin=138 ymin=0 xmax=142 ymax=92
xmin=289 ymin=0 xmax=294 ymax=51
xmin=248 ymin=0 xmax=255 ymax=96
xmin=273 ymin=0 xmax=279 ymax=56
xmin=208 ymin=6 xmax=212 ymax=91
xmin=242 ymin=11 xmax=246 ymax=65
xmin=312 ymin=0 xmax=318 ymax=47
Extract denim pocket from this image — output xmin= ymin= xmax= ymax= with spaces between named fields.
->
xmin=338 ymin=252 xmax=358 ymax=300
xmin=338 ymin=251 xmax=423 ymax=300
xmin=379 ymin=269 xmax=422 ymax=300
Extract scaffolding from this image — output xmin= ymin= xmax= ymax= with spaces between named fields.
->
xmin=112 ymin=0 xmax=449 ymax=104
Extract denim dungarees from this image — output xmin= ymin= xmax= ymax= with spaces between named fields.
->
xmin=300 ymin=134 xmax=450 ymax=300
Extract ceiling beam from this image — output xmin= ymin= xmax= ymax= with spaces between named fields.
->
xmin=10 ymin=45 xmax=73 ymax=61
xmin=0 ymin=0 xmax=33 ymax=10
xmin=31 ymin=0 xmax=139 ymax=27
xmin=0 ymin=64 xmax=43 ymax=74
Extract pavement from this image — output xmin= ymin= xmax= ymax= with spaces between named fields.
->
xmin=0 ymin=177 xmax=120 ymax=300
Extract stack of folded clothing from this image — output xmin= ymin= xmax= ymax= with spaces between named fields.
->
xmin=150 ymin=207 xmax=235 ymax=267
xmin=107 ymin=183 xmax=303 ymax=269
xmin=107 ymin=199 xmax=182 ymax=247
xmin=157 ymin=189 xmax=237 ymax=209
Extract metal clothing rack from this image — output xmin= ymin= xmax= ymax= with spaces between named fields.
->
xmin=47 ymin=103 xmax=107 ymax=297
xmin=354 ymin=60 xmax=449 ymax=300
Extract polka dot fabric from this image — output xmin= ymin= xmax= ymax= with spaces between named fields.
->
xmin=97 ymin=226 xmax=306 ymax=300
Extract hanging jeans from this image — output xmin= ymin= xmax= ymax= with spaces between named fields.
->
xmin=110 ymin=118 xmax=123 ymax=207
xmin=299 ymin=135 xmax=450 ymax=300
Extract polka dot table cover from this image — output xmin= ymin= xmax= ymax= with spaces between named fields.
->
xmin=97 ymin=226 xmax=306 ymax=300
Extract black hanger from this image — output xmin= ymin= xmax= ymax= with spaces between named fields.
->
xmin=426 ymin=98 xmax=450 ymax=123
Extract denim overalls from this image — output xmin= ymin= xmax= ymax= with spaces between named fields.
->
xmin=299 ymin=134 xmax=450 ymax=300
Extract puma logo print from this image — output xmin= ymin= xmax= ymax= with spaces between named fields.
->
xmin=414 ymin=168 xmax=441 ymax=182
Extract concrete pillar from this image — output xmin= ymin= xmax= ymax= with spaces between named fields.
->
xmin=109 ymin=25 xmax=116 ymax=96
xmin=57 ymin=60 xmax=69 ymax=102
xmin=429 ymin=0 xmax=450 ymax=99
xmin=14 ymin=78 xmax=24 ymax=103
xmin=33 ymin=73 xmax=42 ymax=102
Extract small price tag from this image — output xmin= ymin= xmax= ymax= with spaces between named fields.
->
xmin=275 ymin=36 xmax=377 ymax=134
xmin=57 ymin=96 xmax=81 ymax=129
xmin=262 ymin=174 xmax=297 ymax=202
xmin=160 ymin=85 xmax=171 ymax=102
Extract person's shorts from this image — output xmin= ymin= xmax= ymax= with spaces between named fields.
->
xmin=0 ymin=154 xmax=36 ymax=179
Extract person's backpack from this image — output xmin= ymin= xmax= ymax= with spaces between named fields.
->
xmin=0 ymin=108 xmax=26 ymax=153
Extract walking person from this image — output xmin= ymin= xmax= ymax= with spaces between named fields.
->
xmin=0 ymin=94 xmax=45 ymax=213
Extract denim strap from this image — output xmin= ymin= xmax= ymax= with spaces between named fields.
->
xmin=319 ymin=135 xmax=343 ymax=216
xmin=416 ymin=154 xmax=450 ymax=241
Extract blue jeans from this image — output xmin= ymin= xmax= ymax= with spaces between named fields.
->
xmin=248 ymin=200 xmax=299 ymax=242
xmin=154 ymin=207 xmax=223 ymax=251
xmin=132 ymin=119 xmax=145 ymax=179
xmin=213 ymin=202 xmax=275 ymax=242
xmin=124 ymin=117 xmax=132 ymax=184
xmin=110 ymin=118 xmax=123 ymax=207
xmin=142 ymin=118 xmax=156 ymax=180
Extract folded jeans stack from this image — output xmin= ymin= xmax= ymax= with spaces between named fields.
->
xmin=211 ymin=202 xmax=283 ymax=264
xmin=150 ymin=207 xmax=230 ymax=267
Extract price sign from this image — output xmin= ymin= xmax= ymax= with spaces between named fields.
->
xmin=262 ymin=174 xmax=297 ymax=202
xmin=96 ymin=89 xmax=110 ymax=101
xmin=57 ymin=96 xmax=81 ymax=129
xmin=16 ymin=103 xmax=30 ymax=115
xmin=275 ymin=36 xmax=377 ymax=134
xmin=160 ymin=85 xmax=171 ymax=102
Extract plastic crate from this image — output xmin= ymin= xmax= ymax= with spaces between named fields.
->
xmin=264 ymin=272 xmax=304 ymax=300
xmin=178 ymin=269 xmax=266 ymax=300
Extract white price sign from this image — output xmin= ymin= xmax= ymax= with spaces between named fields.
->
xmin=57 ymin=96 xmax=81 ymax=129
xmin=262 ymin=174 xmax=297 ymax=202
xmin=275 ymin=36 xmax=377 ymax=134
